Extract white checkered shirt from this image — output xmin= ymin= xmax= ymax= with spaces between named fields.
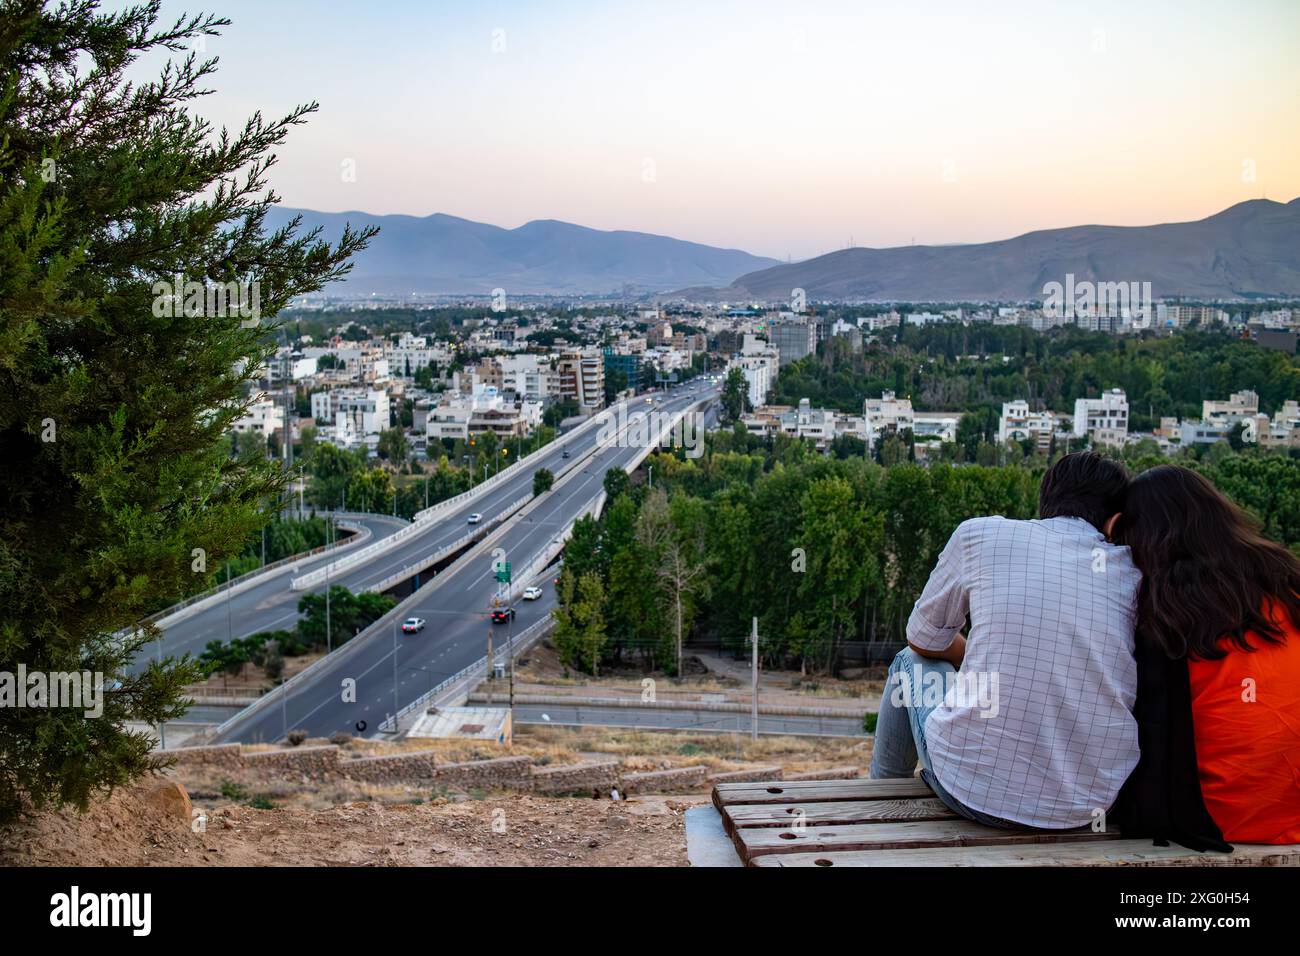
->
xmin=908 ymin=515 xmax=1141 ymax=828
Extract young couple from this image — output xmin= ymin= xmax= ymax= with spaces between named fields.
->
xmin=870 ymin=452 xmax=1300 ymax=848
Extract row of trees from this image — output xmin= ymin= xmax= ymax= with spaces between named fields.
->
xmin=552 ymin=429 xmax=1300 ymax=678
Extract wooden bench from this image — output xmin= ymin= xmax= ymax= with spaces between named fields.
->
xmin=711 ymin=778 xmax=1300 ymax=867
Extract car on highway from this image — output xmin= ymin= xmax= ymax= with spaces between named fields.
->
xmin=522 ymin=585 xmax=543 ymax=601
xmin=561 ymin=448 xmax=570 ymax=459
xmin=491 ymin=607 xmax=516 ymax=624
xmin=467 ymin=513 xmax=482 ymax=524
xmin=401 ymin=617 xmax=425 ymax=634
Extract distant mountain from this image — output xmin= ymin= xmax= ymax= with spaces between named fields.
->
xmin=680 ymin=198 xmax=1300 ymax=302
xmin=263 ymin=208 xmax=781 ymax=296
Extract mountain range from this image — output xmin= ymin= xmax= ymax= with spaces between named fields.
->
xmin=681 ymin=198 xmax=1300 ymax=303
xmin=269 ymin=198 xmax=1300 ymax=301
xmin=263 ymin=207 xmax=780 ymax=296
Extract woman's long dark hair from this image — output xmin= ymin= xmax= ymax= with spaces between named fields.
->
xmin=1117 ymin=464 xmax=1300 ymax=660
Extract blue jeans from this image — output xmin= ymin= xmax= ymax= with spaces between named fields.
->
xmin=869 ymin=647 xmax=1020 ymax=829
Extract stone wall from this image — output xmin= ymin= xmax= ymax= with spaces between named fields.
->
xmin=163 ymin=743 xmax=243 ymax=769
xmin=618 ymin=765 xmax=709 ymax=795
xmin=433 ymin=756 xmax=534 ymax=791
xmin=241 ymin=745 xmax=341 ymax=777
xmin=784 ymin=766 xmax=860 ymax=781
xmin=532 ymin=760 xmax=621 ymax=795
xmin=339 ymin=750 xmax=439 ymax=783
xmin=707 ymin=766 xmax=783 ymax=785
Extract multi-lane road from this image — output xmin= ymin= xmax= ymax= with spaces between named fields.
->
xmin=197 ymin=383 xmax=717 ymax=743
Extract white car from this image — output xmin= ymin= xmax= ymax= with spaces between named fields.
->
xmin=467 ymin=513 xmax=482 ymax=524
xmin=522 ymin=586 xmax=543 ymax=601
xmin=401 ymin=617 xmax=425 ymax=634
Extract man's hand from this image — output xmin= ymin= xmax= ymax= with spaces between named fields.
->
xmin=909 ymin=633 xmax=966 ymax=668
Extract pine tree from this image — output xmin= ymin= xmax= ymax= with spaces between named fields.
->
xmin=0 ymin=0 xmax=374 ymax=823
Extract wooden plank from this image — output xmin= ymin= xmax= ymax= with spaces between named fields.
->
xmin=725 ymin=797 xmax=955 ymax=829
xmin=712 ymin=777 xmax=934 ymax=812
xmin=735 ymin=818 xmax=1118 ymax=862
xmin=752 ymin=841 xmax=1300 ymax=868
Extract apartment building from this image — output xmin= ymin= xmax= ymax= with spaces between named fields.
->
xmin=998 ymin=400 xmax=1057 ymax=454
xmin=230 ymin=395 xmax=285 ymax=440
xmin=557 ymin=349 xmax=605 ymax=410
xmin=863 ymin=390 xmax=915 ymax=447
xmin=768 ymin=318 xmax=816 ymax=366
xmin=310 ymin=387 xmax=391 ymax=438
xmin=1072 ymin=389 xmax=1129 ymax=446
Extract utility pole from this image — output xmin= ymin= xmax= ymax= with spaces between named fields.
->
xmin=485 ymin=622 xmax=494 ymax=705
xmin=225 ymin=561 xmax=233 ymax=642
xmin=392 ymin=620 xmax=399 ymax=718
xmin=751 ymin=616 xmax=759 ymax=741
xmin=325 ymin=524 xmax=333 ymax=653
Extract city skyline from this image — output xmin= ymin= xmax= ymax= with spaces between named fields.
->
xmin=117 ymin=0 xmax=1300 ymax=260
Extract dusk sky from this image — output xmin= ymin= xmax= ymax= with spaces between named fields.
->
xmin=126 ymin=0 xmax=1299 ymax=260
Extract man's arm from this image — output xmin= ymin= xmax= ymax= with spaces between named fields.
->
xmin=906 ymin=523 xmax=971 ymax=667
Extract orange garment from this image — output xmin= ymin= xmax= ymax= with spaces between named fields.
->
xmin=1187 ymin=612 xmax=1300 ymax=845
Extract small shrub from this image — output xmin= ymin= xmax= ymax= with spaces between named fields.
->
xmin=286 ymin=729 xmax=308 ymax=747
xmin=219 ymin=779 xmax=248 ymax=802
xmin=862 ymin=711 xmax=878 ymax=734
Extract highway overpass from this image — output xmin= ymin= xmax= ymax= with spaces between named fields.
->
xmin=136 ymin=389 xmax=681 ymax=672
xmin=209 ymin=382 xmax=718 ymax=743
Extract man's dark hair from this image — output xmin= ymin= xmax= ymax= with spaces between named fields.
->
xmin=1038 ymin=451 xmax=1130 ymax=531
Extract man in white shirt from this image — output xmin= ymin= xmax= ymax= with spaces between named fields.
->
xmin=869 ymin=452 xmax=1141 ymax=829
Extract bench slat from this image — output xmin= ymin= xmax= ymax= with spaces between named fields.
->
xmin=735 ymin=818 xmax=1118 ymax=861
xmin=751 ymin=841 xmax=1300 ymax=867
xmin=726 ymin=797 xmax=956 ymax=828
xmin=713 ymin=778 xmax=933 ymax=810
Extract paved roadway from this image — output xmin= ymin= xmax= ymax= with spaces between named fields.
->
xmin=138 ymin=388 xmax=697 ymax=673
xmin=513 ymin=704 xmax=866 ymax=738
xmin=131 ymin=511 xmax=409 ymax=673
xmin=212 ymin=382 xmax=717 ymax=743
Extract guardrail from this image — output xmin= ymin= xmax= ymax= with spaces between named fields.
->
xmin=123 ymin=513 xmax=376 ymax=636
xmin=378 ymin=616 xmax=555 ymax=734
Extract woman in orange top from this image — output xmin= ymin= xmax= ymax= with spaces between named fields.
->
xmin=1120 ymin=465 xmax=1300 ymax=845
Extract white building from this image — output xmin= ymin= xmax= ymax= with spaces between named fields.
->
xmin=913 ymin=412 xmax=963 ymax=444
xmin=1202 ymin=389 xmax=1259 ymax=425
xmin=311 ymin=387 xmax=391 ymax=440
xmin=230 ymin=395 xmax=285 ymax=439
xmin=863 ymin=391 xmax=915 ymax=447
xmin=1073 ymin=389 xmax=1129 ymax=446
xmin=998 ymin=400 xmax=1057 ymax=454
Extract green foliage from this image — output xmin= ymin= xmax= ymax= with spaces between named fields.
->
xmin=532 ymin=467 xmax=554 ymax=496
xmin=551 ymin=571 xmax=608 ymax=674
xmin=295 ymin=586 xmax=396 ymax=651
xmin=0 ymin=1 xmax=372 ymax=824
xmin=721 ymin=366 xmax=751 ymax=422
xmin=772 ymin=327 xmax=1300 ymax=434
xmin=376 ymin=427 xmax=408 ymax=463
